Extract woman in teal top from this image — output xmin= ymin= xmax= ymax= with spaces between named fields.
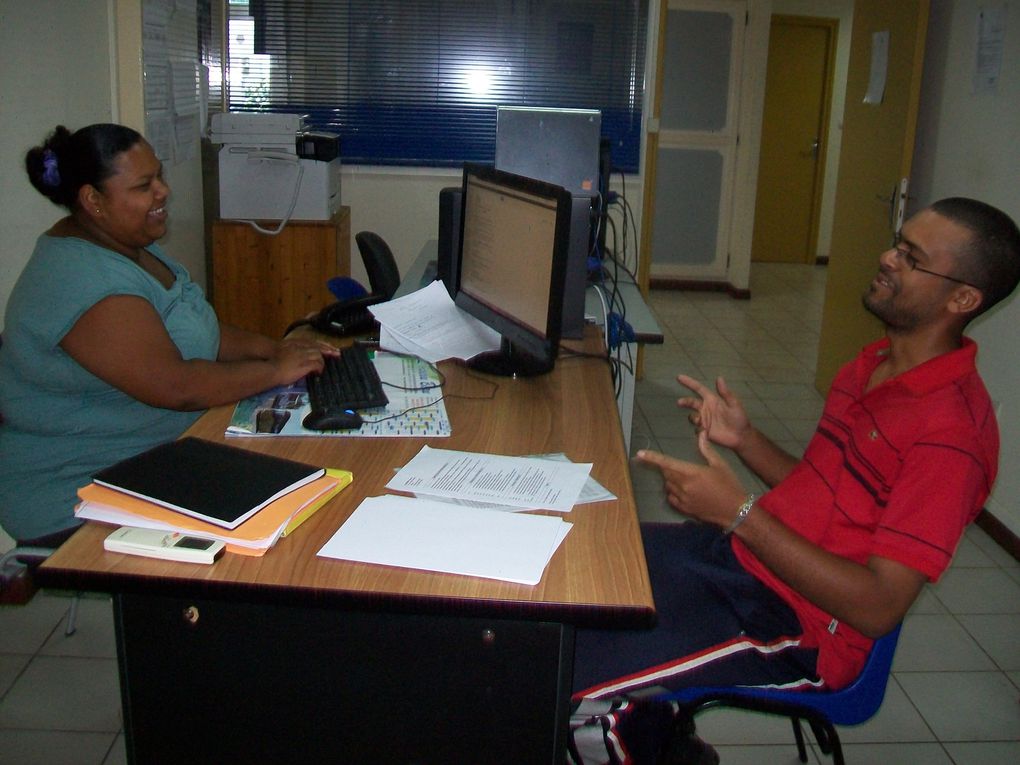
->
xmin=0 ymin=123 xmax=336 ymax=546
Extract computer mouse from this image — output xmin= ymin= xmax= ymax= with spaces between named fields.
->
xmin=302 ymin=409 xmax=364 ymax=431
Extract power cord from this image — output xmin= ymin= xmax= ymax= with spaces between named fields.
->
xmin=237 ymin=152 xmax=304 ymax=236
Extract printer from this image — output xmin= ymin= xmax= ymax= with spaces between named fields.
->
xmin=209 ymin=112 xmax=341 ymax=222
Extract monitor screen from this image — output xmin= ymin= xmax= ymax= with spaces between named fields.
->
xmin=454 ymin=164 xmax=573 ymax=377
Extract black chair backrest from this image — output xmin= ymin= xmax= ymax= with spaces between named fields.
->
xmin=354 ymin=231 xmax=401 ymax=300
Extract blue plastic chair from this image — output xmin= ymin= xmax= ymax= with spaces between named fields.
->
xmin=659 ymin=625 xmax=902 ymax=765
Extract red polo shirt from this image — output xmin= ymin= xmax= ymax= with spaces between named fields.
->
xmin=733 ymin=337 xmax=998 ymax=688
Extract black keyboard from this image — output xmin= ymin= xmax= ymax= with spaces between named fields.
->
xmin=305 ymin=345 xmax=389 ymax=414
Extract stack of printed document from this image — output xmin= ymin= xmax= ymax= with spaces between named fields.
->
xmin=318 ymin=447 xmax=611 ymax=585
xmin=386 ymin=446 xmax=600 ymax=512
xmin=368 ymin=280 xmax=501 ymax=363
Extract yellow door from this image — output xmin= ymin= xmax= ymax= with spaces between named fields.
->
xmin=815 ymin=0 xmax=930 ymax=390
xmin=752 ymin=16 xmax=836 ymax=264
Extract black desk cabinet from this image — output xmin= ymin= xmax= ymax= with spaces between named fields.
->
xmin=114 ymin=591 xmax=574 ymax=763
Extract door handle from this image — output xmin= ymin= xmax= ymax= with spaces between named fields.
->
xmin=876 ymin=180 xmax=911 ymax=244
xmin=875 ymin=184 xmax=898 ymax=230
xmin=800 ymin=139 xmax=820 ymax=158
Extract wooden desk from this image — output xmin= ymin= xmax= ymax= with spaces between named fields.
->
xmin=40 ymin=334 xmax=653 ymax=763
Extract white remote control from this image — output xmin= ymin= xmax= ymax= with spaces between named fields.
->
xmin=104 ymin=527 xmax=225 ymax=564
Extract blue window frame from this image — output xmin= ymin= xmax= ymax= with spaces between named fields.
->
xmin=227 ymin=1 xmax=647 ymax=172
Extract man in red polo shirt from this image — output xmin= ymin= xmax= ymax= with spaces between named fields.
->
xmin=569 ymin=198 xmax=1020 ymax=764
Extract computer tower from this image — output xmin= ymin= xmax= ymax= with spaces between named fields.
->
xmin=495 ymin=107 xmax=602 ymax=196
xmin=596 ymin=138 xmax=613 ymax=259
xmin=494 ymin=107 xmax=602 ymax=340
xmin=437 ymin=186 xmax=462 ymax=298
xmin=562 ymin=195 xmax=594 ymax=339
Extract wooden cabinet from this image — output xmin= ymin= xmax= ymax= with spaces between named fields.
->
xmin=211 ymin=207 xmax=350 ymax=338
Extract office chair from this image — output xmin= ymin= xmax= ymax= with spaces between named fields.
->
xmin=657 ymin=624 xmax=902 ymax=765
xmin=355 ymin=230 xmax=401 ymax=300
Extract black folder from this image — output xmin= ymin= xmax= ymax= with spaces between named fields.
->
xmin=92 ymin=437 xmax=325 ymax=529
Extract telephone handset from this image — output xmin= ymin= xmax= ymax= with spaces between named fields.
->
xmin=306 ymin=293 xmax=385 ymax=337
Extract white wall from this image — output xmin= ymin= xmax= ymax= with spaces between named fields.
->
xmin=910 ymin=0 xmax=1020 ymax=537
xmin=0 ymin=0 xmax=114 ymax=326
xmin=338 ymin=166 xmax=462 ymax=286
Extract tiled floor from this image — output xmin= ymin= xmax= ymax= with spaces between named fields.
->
xmin=1 ymin=263 xmax=1018 ymax=764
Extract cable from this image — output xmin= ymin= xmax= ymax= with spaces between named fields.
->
xmin=238 ymin=153 xmax=304 ymax=236
xmin=360 ymin=353 xmax=500 ymax=425
xmin=591 ymin=282 xmax=611 ymax=351
xmin=379 ymin=354 xmax=446 ymax=393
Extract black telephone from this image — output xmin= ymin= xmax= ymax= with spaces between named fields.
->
xmin=286 ymin=293 xmax=385 ymax=338
xmin=310 ymin=293 xmax=386 ymax=336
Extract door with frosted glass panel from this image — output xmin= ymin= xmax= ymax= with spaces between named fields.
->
xmin=649 ymin=1 xmax=745 ymax=282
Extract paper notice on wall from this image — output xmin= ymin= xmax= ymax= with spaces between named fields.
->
xmin=973 ymin=5 xmax=1006 ymax=93
xmin=864 ymin=30 xmax=890 ymax=105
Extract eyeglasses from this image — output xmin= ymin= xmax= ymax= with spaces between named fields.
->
xmin=891 ymin=235 xmax=979 ymax=289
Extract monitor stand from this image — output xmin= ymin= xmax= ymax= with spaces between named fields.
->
xmin=467 ymin=339 xmax=554 ymax=377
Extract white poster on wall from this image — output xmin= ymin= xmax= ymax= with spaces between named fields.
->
xmin=973 ymin=5 xmax=1006 ymax=94
xmin=864 ymin=30 xmax=889 ymax=105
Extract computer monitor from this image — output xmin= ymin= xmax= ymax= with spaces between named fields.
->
xmin=454 ymin=163 xmax=573 ymax=377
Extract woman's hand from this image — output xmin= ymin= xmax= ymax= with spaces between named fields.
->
xmin=268 ymin=338 xmax=339 ymax=386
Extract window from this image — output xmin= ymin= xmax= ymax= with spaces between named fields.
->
xmin=221 ymin=0 xmax=647 ymax=171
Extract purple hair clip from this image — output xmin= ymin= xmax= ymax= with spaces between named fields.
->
xmin=42 ymin=149 xmax=61 ymax=187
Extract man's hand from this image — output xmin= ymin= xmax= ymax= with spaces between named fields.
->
xmin=637 ymin=430 xmax=749 ymax=527
xmin=677 ymin=373 xmax=799 ymax=488
xmin=677 ymin=374 xmax=752 ymax=450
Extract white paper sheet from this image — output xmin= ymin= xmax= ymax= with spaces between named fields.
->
xmin=317 ymin=495 xmax=571 ymax=585
xmin=370 ymin=280 xmax=501 ymax=362
xmin=74 ymin=501 xmax=278 ymax=550
xmin=387 ymin=445 xmax=592 ymax=513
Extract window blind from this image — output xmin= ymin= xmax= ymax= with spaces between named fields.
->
xmin=224 ymin=0 xmax=647 ymax=171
